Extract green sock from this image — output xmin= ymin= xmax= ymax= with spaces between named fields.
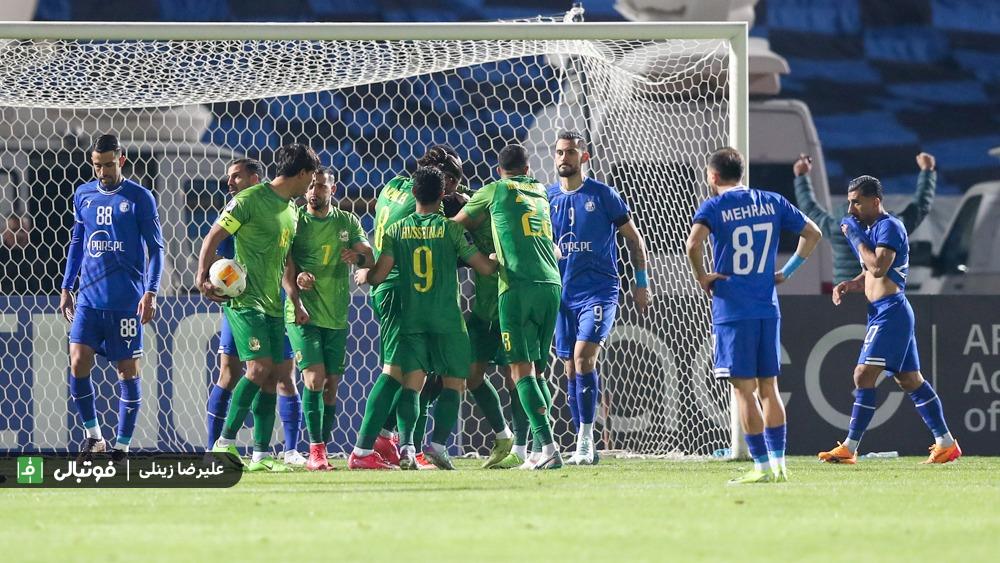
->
xmin=431 ymin=388 xmax=461 ymax=446
xmin=396 ymin=388 xmax=420 ymax=446
xmin=516 ymin=377 xmax=553 ymax=447
xmin=251 ymin=391 xmax=277 ymax=453
xmin=221 ymin=377 xmax=261 ymax=440
xmin=357 ymin=374 xmax=402 ymax=449
xmin=534 ymin=376 xmax=553 ymax=453
xmin=470 ymin=379 xmax=507 ymax=434
xmin=509 ymin=385 xmax=529 ymax=447
xmin=414 ymin=378 xmax=442 ymax=448
xmin=382 ymin=404 xmax=397 ymax=433
xmin=302 ymin=388 xmax=324 ymax=444
xmin=321 ymin=403 xmax=337 ymax=444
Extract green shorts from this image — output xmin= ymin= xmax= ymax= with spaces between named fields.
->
xmin=223 ymin=306 xmax=286 ymax=363
xmin=397 ymin=331 xmax=471 ymax=379
xmin=467 ymin=312 xmax=509 ymax=366
xmin=285 ymin=323 xmax=347 ymax=374
xmin=498 ymin=284 xmax=560 ymax=364
xmin=370 ymin=283 xmax=402 ymax=365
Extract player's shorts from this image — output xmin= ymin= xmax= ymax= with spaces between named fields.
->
xmin=218 ymin=313 xmax=293 ymax=361
xmin=397 ymin=331 xmax=471 ymax=379
xmin=467 ymin=312 xmax=509 ymax=366
xmin=285 ymin=323 xmax=347 ymax=374
xmin=712 ymin=317 xmax=781 ymax=379
xmin=554 ymin=299 xmax=618 ymax=359
xmin=370 ymin=283 xmax=402 ymax=365
xmin=498 ymin=284 xmax=560 ymax=365
xmin=69 ymin=305 xmax=143 ymax=362
xmin=223 ymin=306 xmax=287 ymax=363
xmin=858 ymin=292 xmax=920 ymax=375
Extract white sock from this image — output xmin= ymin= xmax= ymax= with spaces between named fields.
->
xmin=400 ymin=444 xmax=415 ymax=456
xmin=753 ymin=459 xmax=768 ymax=472
xmin=580 ymin=422 xmax=594 ymax=442
xmin=378 ymin=429 xmax=394 ymax=439
xmin=215 ymin=436 xmax=233 ymax=447
xmin=512 ymin=444 xmax=527 ymax=458
xmin=114 ymin=443 xmax=129 ymax=452
xmin=935 ymin=432 xmax=955 ymax=447
xmin=353 ymin=447 xmax=373 ymax=456
xmin=845 ymin=438 xmax=860 ymax=453
xmin=430 ymin=442 xmax=447 ymax=455
xmin=251 ymin=450 xmax=269 ymax=463
xmin=495 ymin=427 xmax=513 ymax=440
xmin=85 ymin=426 xmax=102 ymax=440
xmin=768 ymin=455 xmax=783 ymax=474
xmin=542 ymin=443 xmax=556 ymax=457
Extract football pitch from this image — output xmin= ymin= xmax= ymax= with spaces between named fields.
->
xmin=3 ymin=456 xmax=999 ymax=562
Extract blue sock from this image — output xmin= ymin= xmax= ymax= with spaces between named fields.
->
xmin=764 ymin=424 xmax=786 ymax=460
xmin=278 ymin=393 xmax=302 ymax=452
xmin=847 ymin=388 xmax=877 ymax=445
xmin=566 ymin=377 xmax=579 ymax=431
xmin=744 ymin=432 xmax=769 ymax=470
xmin=116 ymin=378 xmax=141 ymax=447
xmin=908 ymin=381 xmax=950 ymax=437
xmin=577 ymin=371 xmax=599 ymax=425
xmin=69 ymin=374 xmax=98 ymax=431
xmin=206 ymin=384 xmax=232 ymax=448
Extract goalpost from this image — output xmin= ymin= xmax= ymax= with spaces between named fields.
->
xmin=0 ymin=20 xmax=748 ymax=458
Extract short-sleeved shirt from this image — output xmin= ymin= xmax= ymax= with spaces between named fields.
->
xmin=547 ymin=177 xmax=630 ymax=307
xmin=381 ymin=212 xmax=477 ymax=334
xmin=866 ymin=213 xmax=910 ymax=291
xmin=463 ymin=175 xmax=560 ymax=294
xmin=284 ymin=206 xmax=366 ymax=329
xmin=372 ymin=175 xmax=417 ymax=290
xmin=692 ymin=186 xmax=807 ymax=323
xmin=64 ymin=179 xmax=163 ymax=311
xmin=216 ymin=182 xmax=297 ymax=317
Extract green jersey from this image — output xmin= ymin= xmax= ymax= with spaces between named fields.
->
xmin=284 ymin=206 xmax=366 ymax=330
xmin=217 ymin=182 xmax=297 ymax=317
xmin=372 ymin=175 xmax=417 ymax=288
xmin=462 ymin=175 xmax=560 ymax=294
xmin=381 ymin=212 xmax=477 ymax=334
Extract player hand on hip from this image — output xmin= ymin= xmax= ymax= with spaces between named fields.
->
xmin=137 ymin=291 xmax=157 ymax=324
xmin=696 ymin=273 xmax=727 ymax=297
xmin=632 ymin=286 xmax=650 ymax=313
xmin=774 ymin=271 xmax=787 ymax=285
xmin=59 ymin=289 xmax=76 ymax=323
xmin=297 ymin=271 xmax=316 ymax=291
xmin=198 ymin=279 xmax=229 ymax=304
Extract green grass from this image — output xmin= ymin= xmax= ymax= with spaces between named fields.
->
xmin=3 ymin=456 xmax=1000 ymax=562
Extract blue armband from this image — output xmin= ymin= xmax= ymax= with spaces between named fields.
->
xmin=635 ymin=269 xmax=649 ymax=289
xmin=779 ymin=254 xmax=806 ymax=279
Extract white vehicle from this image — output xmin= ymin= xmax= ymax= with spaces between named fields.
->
xmin=910 ymin=162 xmax=1000 ymax=294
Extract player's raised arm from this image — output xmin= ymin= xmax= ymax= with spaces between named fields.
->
xmin=196 ymin=223 xmax=233 ymax=302
xmin=618 ymin=219 xmax=650 ymax=311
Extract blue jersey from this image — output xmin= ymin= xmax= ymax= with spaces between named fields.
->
xmin=217 ymin=233 xmax=235 ymax=259
xmin=692 ymin=187 xmax=806 ymax=323
xmin=61 ymin=179 xmax=164 ymax=311
xmin=866 ymin=213 xmax=909 ymax=291
xmin=547 ymin=178 xmax=630 ymax=307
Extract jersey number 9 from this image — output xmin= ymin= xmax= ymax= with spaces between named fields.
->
xmin=413 ymin=246 xmax=433 ymax=293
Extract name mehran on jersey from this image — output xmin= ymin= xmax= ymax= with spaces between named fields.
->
xmin=721 ymin=202 xmax=777 ymax=223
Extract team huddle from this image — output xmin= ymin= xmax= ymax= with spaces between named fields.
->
xmin=60 ymin=132 xmax=961 ymax=480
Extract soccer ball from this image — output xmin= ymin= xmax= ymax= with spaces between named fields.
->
xmin=209 ymin=258 xmax=247 ymax=298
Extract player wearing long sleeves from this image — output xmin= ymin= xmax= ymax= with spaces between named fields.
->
xmin=59 ymin=133 xmax=164 ymax=461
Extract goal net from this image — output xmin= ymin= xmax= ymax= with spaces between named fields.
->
xmin=0 ymin=21 xmax=745 ymax=457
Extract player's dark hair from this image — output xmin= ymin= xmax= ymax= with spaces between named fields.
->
xmin=417 ymin=145 xmax=463 ymax=181
xmin=847 ymin=175 xmax=884 ymax=199
xmin=412 ymin=167 xmax=445 ymax=205
xmin=228 ymin=157 xmax=266 ymax=179
xmin=708 ymin=147 xmax=744 ymax=183
xmin=557 ymin=130 xmax=587 ymax=151
xmin=314 ymin=165 xmax=338 ymax=185
xmin=274 ymin=143 xmax=321 ymax=178
xmin=91 ymin=133 xmax=122 ymax=156
xmin=498 ymin=144 xmax=529 ymax=173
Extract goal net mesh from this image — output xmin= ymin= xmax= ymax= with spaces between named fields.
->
xmin=0 ymin=31 xmax=731 ymax=457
